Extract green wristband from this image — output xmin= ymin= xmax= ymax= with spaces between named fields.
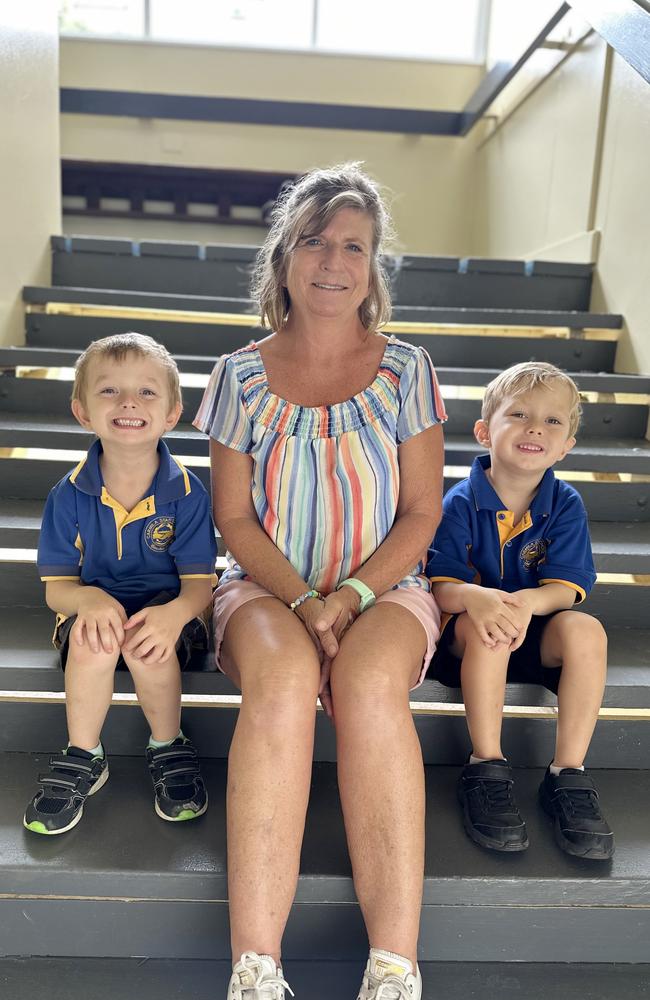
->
xmin=336 ymin=577 xmax=376 ymax=613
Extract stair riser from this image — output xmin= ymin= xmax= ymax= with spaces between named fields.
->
xmin=0 ymin=898 xmax=647 ymax=962
xmin=26 ymin=315 xmax=618 ymax=371
xmin=1 ymin=704 xmax=648 ymax=766
xmin=51 ymin=252 xmax=592 ymax=311
xmin=2 ymin=461 xmax=649 ymax=524
xmin=4 ymin=377 xmax=646 ymax=440
xmin=3 ymin=425 xmax=650 ymax=478
xmin=3 ymin=524 xmax=650 ymax=572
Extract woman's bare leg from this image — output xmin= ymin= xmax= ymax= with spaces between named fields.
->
xmin=330 ymin=603 xmax=427 ymax=969
xmin=222 ymin=597 xmax=320 ymax=964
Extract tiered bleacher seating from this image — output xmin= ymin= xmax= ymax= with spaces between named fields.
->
xmin=1 ymin=236 xmax=649 ymax=997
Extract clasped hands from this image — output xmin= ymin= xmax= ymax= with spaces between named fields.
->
xmin=294 ymin=587 xmax=362 ymax=719
xmin=463 ymin=586 xmax=534 ymax=652
xmin=69 ymin=587 xmax=182 ymax=664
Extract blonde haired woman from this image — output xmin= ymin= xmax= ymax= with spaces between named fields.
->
xmin=195 ymin=164 xmax=446 ymax=1000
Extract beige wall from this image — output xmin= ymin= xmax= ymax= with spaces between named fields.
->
xmin=474 ymin=9 xmax=650 ymax=376
xmin=59 ymin=38 xmax=484 ymax=255
xmin=0 ymin=5 xmax=61 ymax=347
xmin=591 ymin=52 xmax=650 ymax=376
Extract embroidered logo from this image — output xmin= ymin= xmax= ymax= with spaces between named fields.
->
xmin=520 ymin=538 xmax=547 ymax=571
xmin=144 ymin=516 xmax=175 ymax=552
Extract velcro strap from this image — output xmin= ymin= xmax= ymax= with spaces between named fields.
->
xmin=552 ymin=774 xmax=597 ymax=792
xmin=49 ymin=755 xmax=95 ymax=775
xmin=38 ymin=774 xmax=79 ymax=792
xmin=465 ymin=765 xmax=513 ymax=782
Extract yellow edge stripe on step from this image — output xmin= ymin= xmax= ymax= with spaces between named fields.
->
xmin=2 ymin=449 xmax=650 ymax=484
xmin=1 ymin=548 xmax=648 ymax=586
xmin=0 ymin=689 xmax=649 ymax=718
xmin=13 ymin=366 xmax=650 ymax=407
xmin=0 ymin=547 xmax=228 ymax=572
xmin=14 ymin=366 xmax=209 ymax=389
xmin=27 ymin=302 xmax=621 ymax=341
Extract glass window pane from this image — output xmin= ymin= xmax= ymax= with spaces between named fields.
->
xmin=150 ymin=0 xmax=314 ymax=50
xmin=316 ymin=0 xmax=482 ymax=61
xmin=59 ymin=0 xmax=144 ymax=36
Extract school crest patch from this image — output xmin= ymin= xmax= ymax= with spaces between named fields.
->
xmin=144 ymin=516 xmax=175 ymax=552
xmin=520 ymin=538 xmax=547 ymax=571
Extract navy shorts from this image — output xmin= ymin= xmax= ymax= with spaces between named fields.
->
xmin=427 ymin=611 xmax=562 ymax=694
xmin=53 ymin=590 xmax=209 ymax=671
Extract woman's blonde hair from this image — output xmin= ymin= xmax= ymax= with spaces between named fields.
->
xmin=72 ymin=332 xmax=182 ymax=409
xmin=482 ymin=362 xmax=582 ymax=436
xmin=251 ymin=163 xmax=394 ymax=333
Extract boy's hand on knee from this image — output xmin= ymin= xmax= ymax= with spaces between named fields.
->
xmin=73 ymin=589 xmax=127 ymax=654
xmin=505 ymin=592 xmax=536 ymax=652
xmin=464 ymin=587 xmax=525 ymax=649
xmin=123 ymin=604 xmax=183 ymax=664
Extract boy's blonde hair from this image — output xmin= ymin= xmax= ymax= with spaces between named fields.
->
xmin=72 ymin=332 xmax=182 ymax=409
xmin=482 ymin=362 xmax=582 ymax=437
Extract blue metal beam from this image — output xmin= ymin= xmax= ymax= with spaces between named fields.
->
xmin=459 ymin=4 xmax=571 ymax=134
xmin=60 ymin=88 xmax=461 ymax=136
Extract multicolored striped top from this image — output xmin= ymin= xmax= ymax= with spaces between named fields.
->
xmin=193 ymin=336 xmax=447 ymax=594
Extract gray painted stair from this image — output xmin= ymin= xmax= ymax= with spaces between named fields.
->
xmin=22 ymin=311 xmax=619 ymax=370
xmin=49 ymin=237 xmax=594 ymax=309
xmin=2 ymin=958 xmax=649 ymax=1000
xmin=2 ymin=757 xmax=649 ymax=963
xmin=2 ymin=243 xmax=649 ymax=973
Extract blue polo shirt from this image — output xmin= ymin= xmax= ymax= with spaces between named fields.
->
xmin=427 ymin=455 xmax=596 ymax=602
xmin=37 ymin=439 xmax=217 ymax=616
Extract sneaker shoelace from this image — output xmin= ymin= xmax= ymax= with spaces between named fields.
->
xmin=361 ymin=972 xmax=414 ymax=1000
xmin=480 ymin=776 xmax=516 ymax=814
xmin=557 ymin=786 xmax=602 ymax=820
xmin=232 ymin=952 xmax=294 ymax=1000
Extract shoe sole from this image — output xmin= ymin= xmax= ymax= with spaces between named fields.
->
xmin=154 ymin=793 xmax=208 ymax=822
xmin=539 ymin=787 xmax=615 ymax=860
xmin=458 ymin=792 xmax=529 ymax=852
xmin=23 ymin=764 xmax=110 ymax=836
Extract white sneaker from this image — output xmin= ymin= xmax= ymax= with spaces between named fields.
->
xmin=227 ymin=952 xmax=294 ymax=999
xmin=356 ymin=948 xmax=422 ymax=1000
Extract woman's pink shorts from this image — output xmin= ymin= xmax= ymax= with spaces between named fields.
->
xmin=213 ymin=579 xmax=441 ymax=689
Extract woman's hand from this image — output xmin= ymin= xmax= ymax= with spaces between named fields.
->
xmin=313 ymin=589 xmax=361 ymax=658
xmin=295 ymin=589 xmax=361 ymax=721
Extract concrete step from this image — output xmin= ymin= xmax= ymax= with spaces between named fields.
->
xmin=2 ymin=499 xmax=650 ymax=570
xmin=2 ymin=957 xmax=649 ymax=999
xmin=24 ymin=283 xmax=624 ymax=330
xmin=49 ymin=237 xmax=594 ymax=310
xmin=4 ymin=367 xmax=647 ymax=439
xmin=3 ymin=413 xmax=650 ymax=476
xmin=0 ymin=606 xmax=648 ymax=765
xmin=1 ymin=755 xmax=648 ymax=962
xmin=2 ymin=447 xmax=649 ymax=522
xmin=5 ymin=347 xmax=643 ymax=392
xmin=23 ymin=312 xmax=619 ymax=371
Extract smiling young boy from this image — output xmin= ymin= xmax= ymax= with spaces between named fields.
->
xmin=24 ymin=333 xmax=217 ymax=835
xmin=427 ymin=362 xmax=614 ymax=859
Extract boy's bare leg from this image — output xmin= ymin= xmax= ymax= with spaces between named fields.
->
xmin=124 ymin=648 xmax=182 ymax=742
xmin=65 ymin=640 xmax=119 ymax=750
xmin=540 ymin=610 xmax=608 ymax=768
xmin=453 ymin=613 xmax=510 ymax=759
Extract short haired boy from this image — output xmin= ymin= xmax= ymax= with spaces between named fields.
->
xmin=427 ymin=362 xmax=614 ymax=859
xmin=24 ymin=333 xmax=217 ymax=835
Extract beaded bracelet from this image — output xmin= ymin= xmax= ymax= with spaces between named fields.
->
xmin=290 ymin=589 xmax=324 ymax=612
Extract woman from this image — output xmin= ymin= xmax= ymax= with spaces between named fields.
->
xmin=194 ymin=164 xmax=446 ymax=1000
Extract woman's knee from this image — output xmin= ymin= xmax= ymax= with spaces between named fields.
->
xmin=239 ymin=653 xmax=320 ymax=727
xmin=330 ymin=655 xmax=410 ymax=716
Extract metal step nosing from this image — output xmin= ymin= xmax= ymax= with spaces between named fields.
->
xmin=1 ymin=689 xmax=649 ymax=720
